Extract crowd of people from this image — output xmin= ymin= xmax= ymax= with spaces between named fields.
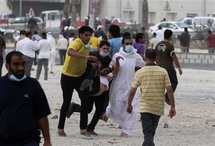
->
xmin=3 ymin=21 xmax=215 ymax=146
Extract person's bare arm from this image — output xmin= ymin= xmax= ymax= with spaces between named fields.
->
xmin=171 ymin=52 xmax=182 ymax=75
xmin=127 ymin=87 xmax=137 ymax=114
xmin=38 ymin=117 xmax=52 ymax=146
xmin=166 ymin=86 xmax=176 ymax=118
xmin=67 ymin=48 xmax=97 ymax=61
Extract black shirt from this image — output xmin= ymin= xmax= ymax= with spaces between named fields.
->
xmin=0 ymin=75 xmax=51 ymax=145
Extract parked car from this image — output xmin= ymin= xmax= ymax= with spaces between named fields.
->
xmin=192 ymin=16 xmax=215 ymax=30
xmin=177 ymin=17 xmax=193 ymax=28
xmin=5 ymin=16 xmax=44 ymax=30
xmin=111 ymin=18 xmax=132 ymax=28
xmin=149 ymin=21 xmax=195 ymax=37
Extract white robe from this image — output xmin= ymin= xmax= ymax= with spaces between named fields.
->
xmin=106 ymin=47 xmax=145 ymax=135
xmin=47 ymin=35 xmax=56 ymax=72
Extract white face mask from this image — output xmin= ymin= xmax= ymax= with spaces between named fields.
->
xmin=9 ymin=74 xmax=27 ymax=82
xmin=99 ymin=51 xmax=108 ymax=57
xmin=124 ymin=45 xmax=134 ymax=53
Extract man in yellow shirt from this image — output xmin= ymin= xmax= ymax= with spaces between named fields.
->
xmin=127 ymin=49 xmax=176 ymax=146
xmin=57 ymin=26 xmax=97 ymax=137
xmin=89 ymin=33 xmax=100 ymax=50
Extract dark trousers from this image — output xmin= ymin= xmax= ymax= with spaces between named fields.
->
xmin=23 ymin=55 xmax=34 ymax=77
xmin=72 ymin=90 xmax=107 ymax=131
xmin=0 ymin=55 xmax=3 ymax=77
xmin=58 ymin=74 xmax=89 ymax=130
xmin=36 ymin=59 xmax=48 ymax=80
xmin=59 ymin=50 xmax=67 ymax=65
xmin=165 ymin=69 xmax=178 ymax=103
xmin=87 ymin=92 xmax=106 ymax=131
xmin=141 ymin=113 xmax=160 ymax=146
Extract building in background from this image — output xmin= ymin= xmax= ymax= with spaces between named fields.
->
xmin=1 ymin=0 xmax=215 ymax=27
xmin=10 ymin=0 xmax=65 ymax=17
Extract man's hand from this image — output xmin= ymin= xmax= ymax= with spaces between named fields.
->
xmin=168 ymin=107 xmax=176 ymax=118
xmin=88 ymin=56 xmax=97 ymax=62
xmin=178 ymin=68 xmax=182 ymax=75
xmin=112 ymin=56 xmax=123 ymax=74
xmin=100 ymin=67 xmax=111 ymax=76
xmin=127 ymin=104 xmax=133 ymax=114
xmin=116 ymin=56 xmax=124 ymax=66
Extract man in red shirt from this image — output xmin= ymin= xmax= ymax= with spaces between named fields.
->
xmin=207 ymin=29 xmax=215 ymax=54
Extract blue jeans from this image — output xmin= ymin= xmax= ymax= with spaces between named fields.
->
xmin=140 ymin=113 xmax=160 ymax=146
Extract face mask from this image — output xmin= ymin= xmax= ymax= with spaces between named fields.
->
xmin=9 ymin=74 xmax=27 ymax=82
xmin=99 ymin=51 xmax=108 ymax=57
xmin=124 ymin=45 xmax=134 ymax=53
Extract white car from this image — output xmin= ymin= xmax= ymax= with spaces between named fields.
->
xmin=149 ymin=21 xmax=195 ymax=37
xmin=7 ymin=17 xmax=44 ymax=30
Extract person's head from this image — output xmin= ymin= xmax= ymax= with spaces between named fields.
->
xmin=25 ymin=31 xmax=32 ymax=39
xmin=144 ymin=49 xmax=157 ymax=61
xmin=78 ymin=26 xmax=94 ymax=44
xmin=140 ymin=26 xmax=146 ymax=32
xmin=59 ymin=34 xmax=64 ymax=39
xmin=5 ymin=51 xmax=26 ymax=80
xmin=122 ymin=32 xmax=131 ymax=38
xmin=158 ymin=25 xmax=162 ymax=30
xmin=20 ymin=30 xmax=26 ymax=36
xmin=0 ymin=31 xmax=4 ymax=36
xmin=152 ymin=32 xmax=156 ymax=38
xmin=122 ymin=36 xmax=134 ymax=53
xmin=108 ymin=24 xmax=120 ymax=38
xmin=184 ymin=27 xmax=188 ymax=32
xmin=208 ymin=29 xmax=212 ymax=34
xmin=33 ymin=30 xmax=38 ymax=35
xmin=135 ymin=32 xmax=145 ymax=43
xmin=164 ymin=29 xmax=173 ymax=40
xmin=41 ymin=32 xmax=47 ymax=39
xmin=99 ymin=40 xmax=110 ymax=57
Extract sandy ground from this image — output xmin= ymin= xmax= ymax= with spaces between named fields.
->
xmin=2 ymin=65 xmax=215 ymax=146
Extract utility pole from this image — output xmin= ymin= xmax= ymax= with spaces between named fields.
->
xmin=19 ymin=0 xmax=22 ymax=17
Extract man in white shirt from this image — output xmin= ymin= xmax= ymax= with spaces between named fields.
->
xmin=155 ymin=26 xmax=164 ymax=43
xmin=36 ymin=32 xmax=51 ymax=80
xmin=56 ymin=34 xmax=68 ymax=65
xmin=16 ymin=31 xmax=38 ymax=77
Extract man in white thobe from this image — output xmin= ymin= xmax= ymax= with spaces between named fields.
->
xmin=105 ymin=36 xmax=145 ymax=136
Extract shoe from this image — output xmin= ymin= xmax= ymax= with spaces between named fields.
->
xmin=87 ymin=129 xmax=98 ymax=136
xmin=57 ymin=129 xmax=67 ymax=137
xmin=101 ymin=113 xmax=108 ymax=122
xmin=80 ymin=79 xmax=90 ymax=91
xmin=80 ymin=129 xmax=91 ymax=137
xmin=66 ymin=102 xmax=75 ymax=118
xmin=120 ymin=132 xmax=128 ymax=137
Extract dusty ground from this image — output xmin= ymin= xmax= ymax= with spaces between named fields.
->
xmin=2 ymin=65 xmax=215 ymax=146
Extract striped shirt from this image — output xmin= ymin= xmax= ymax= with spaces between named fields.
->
xmin=132 ymin=66 xmax=171 ymax=116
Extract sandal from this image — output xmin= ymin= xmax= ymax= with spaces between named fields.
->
xmin=57 ymin=129 xmax=67 ymax=137
xmin=101 ymin=113 xmax=108 ymax=122
xmin=80 ymin=129 xmax=91 ymax=137
xmin=120 ymin=132 xmax=128 ymax=137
